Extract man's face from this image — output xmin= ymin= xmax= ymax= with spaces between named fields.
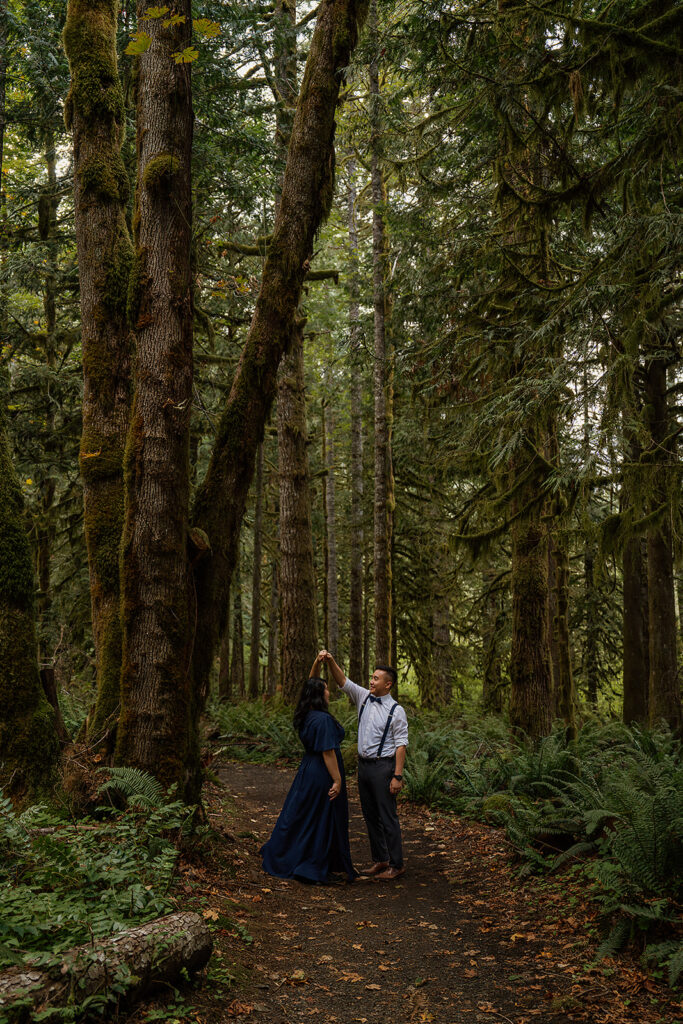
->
xmin=369 ymin=669 xmax=392 ymax=697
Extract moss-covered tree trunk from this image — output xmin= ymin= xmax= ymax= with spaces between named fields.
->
xmin=370 ymin=0 xmax=391 ymax=665
xmin=644 ymin=358 xmax=682 ymax=731
xmin=0 ymin=418 xmax=59 ymax=797
xmin=346 ymin=160 xmax=364 ymax=684
xmin=551 ymin=528 xmax=576 ymax=736
xmin=115 ymin=0 xmax=197 ymax=796
xmin=217 ymin=589 xmax=231 ymax=700
xmin=266 ymin=557 xmax=279 ymax=696
xmin=63 ymin=0 xmax=132 ymax=747
xmin=191 ymin=0 xmax=369 ymax=700
xmin=482 ymin=571 xmax=505 ymax=713
xmin=325 ymin=393 xmax=340 ymax=661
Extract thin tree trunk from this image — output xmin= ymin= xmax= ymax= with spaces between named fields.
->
xmin=191 ymin=0 xmax=370 ymax=703
xmin=115 ymin=0 xmax=197 ymax=796
xmin=63 ymin=0 xmax=132 ymax=746
xmin=231 ymin=549 xmax=245 ymax=699
xmin=428 ymin=590 xmax=452 ymax=708
xmin=347 ymin=162 xmax=364 ymax=684
xmin=0 ymin=419 xmax=59 ymax=796
xmin=623 ymin=536 xmax=649 ymax=723
xmin=363 ymin=553 xmax=371 ymax=684
xmin=321 ymin=398 xmax=329 ymax=649
xmin=583 ymin=547 xmax=599 ymax=705
xmin=248 ymin=443 xmax=264 ymax=699
xmin=266 ymin=557 xmax=279 ymax=696
xmin=370 ymin=0 xmax=391 ymax=664
xmin=325 ymin=396 xmax=339 ymax=661
xmin=552 ymin=529 xmax=577 ymax=736
xmin=217 ymin=586 xmax=231 ymax=700
xmin=482 ymin=572 xmax=505 ymax=713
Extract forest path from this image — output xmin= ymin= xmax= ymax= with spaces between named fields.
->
xmin=197 ymin=762 xmax=677 ymax=1024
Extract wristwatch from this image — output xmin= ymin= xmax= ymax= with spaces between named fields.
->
xmin=393 ymin=774 xmax=403 ymax=781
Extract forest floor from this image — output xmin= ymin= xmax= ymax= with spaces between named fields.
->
xmin=131 ymin=761 xmax=681 ymax=1024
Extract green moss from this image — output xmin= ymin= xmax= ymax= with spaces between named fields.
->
xmin=103 ymin=223 xmax=134 ymax=320
xmin=142 ymin=154 xmax=180 ymax=193
xmin=0 ymin=424 xmax=37 ymax=609
xmin=78 ymin=152 xmax=129 ymax=205
xmin=63 ymin=1 xmax=124 ymax=131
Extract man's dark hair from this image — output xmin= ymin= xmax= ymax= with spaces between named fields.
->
xmin=375 ymin=664 xmax=397 ymax=687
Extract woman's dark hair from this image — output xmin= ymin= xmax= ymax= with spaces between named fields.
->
xmin=293 ymin=677 xmax=330 ymax=733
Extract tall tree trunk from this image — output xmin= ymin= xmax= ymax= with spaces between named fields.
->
xmin=63 ymin=0 xmax=132 ymax=746
xmin=325 ymin=396 xmax=340 ymax=661
xmin=248 ymin=443 xmax=264 ymax=699
xmin=266 ymin=557 xmax=279 ymax=696
xmin=509 ymin=500 xmax=553 ymax=738
xmin=582 ymin=547 xmax=599 ymax=705
xmin=552 ymin=528 xmax=577 ymax=736
xmin=482 ymin=572 xmax=505 ymax=713
xmin=644 ymin=358 xmax=681 ymax=730
xmin=370 ymin=0 xmax=391 ymax=664
xmin=278 ymin=333 xmax=318 ymax=702
xmin=321 ymin=398 xmax=329 ymax=648
xmin=115 ymin=0 xmax=197 ymax=796
xmin=0 ymin=418 xmax=59 ymax=797
xmin=231 ymin=548 xmax=245 ymax=699
xmin=363 ymin=553 xmax=371 ymax=685
xmin=347 ymin=162 xmax=364 ymax=684
xmin=217 ymin=586 xmax=231 ymax=701
xmin=428 ymin=590 xmax=452 ymax=708
xmin=191 ymin=0 xmax=369 ymax=703
xmin=623 ymin=536 xmax=649 ymax=723
xmin=36 ymin=129 xmax=59 ymax=664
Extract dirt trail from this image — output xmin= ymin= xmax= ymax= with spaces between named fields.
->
xmin=206 ymin=762 xmax=680 ymax=1024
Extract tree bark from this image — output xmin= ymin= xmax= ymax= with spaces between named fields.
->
xmin=217 ymin=586 xmax=231 ymax=701
xmin=370 ymin=0 xmax=391 ymax=665
xmin=645 ymin=360 xmax=681 ymax=730
xmin=0 ymin=912 xmax=212 ymax=1016
xmin=277 ymin=334 xmax=318 ymax=702
xmin=266 ymin=556 xmax=279 ymax=696
xmin=36 ymin=128 xmax=59 ymax=665
xmin=509 ymin=501 xmax=553 ymax=738
xmin=115 ymin=0 xmax=197 ymax=796
xmin=325 ymin=396 xmax=340 ymax=661
xmin=248 ymin=443 xmax=264 ymax=699
xmin=0 ymin=418 xmax=59 ymax=797
xmin=347 ymin=161 xmax=364 ymax=684
xmin=63 ymin=0 xmax=132 ymax=746
xmin=623 ymin=535 xmax=649 ymax=723
xmin=552 ymin=527 xmax=577 ymax=737
xmin=191 ymin=0 xmax=368 ymax=703
xmin=482 ymin=572 xmax=505 ymax=713
xmin=231 ymin=547 xmax=245 ymax=698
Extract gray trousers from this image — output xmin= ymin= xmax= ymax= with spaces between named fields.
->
xmin=357 ymin=756 xmax=404 ymax=868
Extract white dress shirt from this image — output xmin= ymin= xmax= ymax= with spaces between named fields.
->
xmin=341 ymin=678 xmax=409 ymax=758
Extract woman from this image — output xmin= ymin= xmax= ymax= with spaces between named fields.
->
xmin=260 ymin=654 xmax=356 ymax=883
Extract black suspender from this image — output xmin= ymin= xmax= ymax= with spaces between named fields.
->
xmin=358 ymin=696 xmax=398 ymax=758
xmin=377 ymin=702 xmax=398 ymax=757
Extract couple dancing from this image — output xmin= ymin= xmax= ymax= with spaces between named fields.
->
xmin=260 ymin=650 xmax=409 ymax=883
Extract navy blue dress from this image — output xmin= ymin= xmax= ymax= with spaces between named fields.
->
xmin=260 ymin=710 xmax=356 ymax=883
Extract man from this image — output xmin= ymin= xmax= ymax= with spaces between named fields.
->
xmin=320 ymin=649 xmax=408 ymax=880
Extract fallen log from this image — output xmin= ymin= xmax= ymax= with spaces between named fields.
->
xmin=0 ymin=911 xmax=212 ymax=1019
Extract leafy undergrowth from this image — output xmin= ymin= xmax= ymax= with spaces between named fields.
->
xmin=0 ymin=769 xmax=199 ymax=1022
xmin=207 ymin=698 xmax=683 ymax=988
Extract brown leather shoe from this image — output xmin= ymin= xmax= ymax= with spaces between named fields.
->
xmin=375 ymin=866 xmax=406 ymax=880
xmin=359 ymin=861 xmax=389 ymax=877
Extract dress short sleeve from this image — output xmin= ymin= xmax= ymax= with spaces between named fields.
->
xmin=300 ymin=711 xmax=342 ymax=751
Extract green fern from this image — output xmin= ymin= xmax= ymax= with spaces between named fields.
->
xmin=97 ymin=766 xmax=164 ymax=807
